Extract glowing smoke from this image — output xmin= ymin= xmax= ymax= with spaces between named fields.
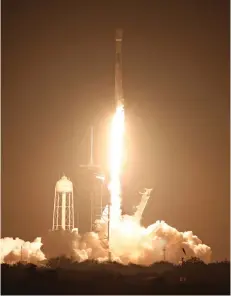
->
xmin=134 ymin=188 xmax=152 ymax=223
xmin=1 ymin=237 xmax=45 ymax=264
xmin=93 ymin=189 xmax=212 ymax=265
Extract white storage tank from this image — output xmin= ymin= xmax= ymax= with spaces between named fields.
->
xmin=52 ymin=175 xmax=74 ymax=231
xmin=56 ymin=176 xmax=73 ymax=193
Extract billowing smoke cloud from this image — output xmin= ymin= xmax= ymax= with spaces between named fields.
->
xmin=1 ymin=237 xmax=45 ymax=264
xmin=1 ymin=190 xmax=212 ymax=265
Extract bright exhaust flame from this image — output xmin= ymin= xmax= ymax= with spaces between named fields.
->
xmin=108 ymin=105 xmax=125 ymax=225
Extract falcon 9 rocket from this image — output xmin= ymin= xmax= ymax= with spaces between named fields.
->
xmin=115 ymin=29 xmax=124 ymax=108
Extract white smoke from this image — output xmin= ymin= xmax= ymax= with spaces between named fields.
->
xmin=0 ymin=237 xmax=45 ymax=264
xmin=0 ymin=189 xmax=212 ymax=265
xmin=134 ymin=188 xmax=152 ymax=222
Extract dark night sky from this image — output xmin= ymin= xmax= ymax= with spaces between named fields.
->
xmin=2 ymin=0 xmax=230 ymax=261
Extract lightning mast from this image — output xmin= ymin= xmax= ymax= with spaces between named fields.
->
xmin=80 ymin=126 xmax=99 ymax=171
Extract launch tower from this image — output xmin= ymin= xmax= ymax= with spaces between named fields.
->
xmin=52 ymin=175 xmax=74 ymax=231
xmin=80 ymin=126 xmax=104 ymax=231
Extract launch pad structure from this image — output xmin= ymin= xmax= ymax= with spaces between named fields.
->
xmin=80 ymin=126 xmax=105 ymax=231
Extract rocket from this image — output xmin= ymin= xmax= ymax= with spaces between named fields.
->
xmin=115 ymin=28 xmax=124 ymax=108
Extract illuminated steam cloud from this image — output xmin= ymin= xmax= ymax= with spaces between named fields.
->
xmin=1 ymin=237 xmax=45 ymax=264
xmin=94 ymin=189 xmax=212 ymax=265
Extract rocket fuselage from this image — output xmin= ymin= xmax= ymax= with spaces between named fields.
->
xmin=115 ymin=29 xmax=124 ymax=108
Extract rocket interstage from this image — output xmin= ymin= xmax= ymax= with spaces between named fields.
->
xmin=115 ymin=28 xmax=124 ymax=108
